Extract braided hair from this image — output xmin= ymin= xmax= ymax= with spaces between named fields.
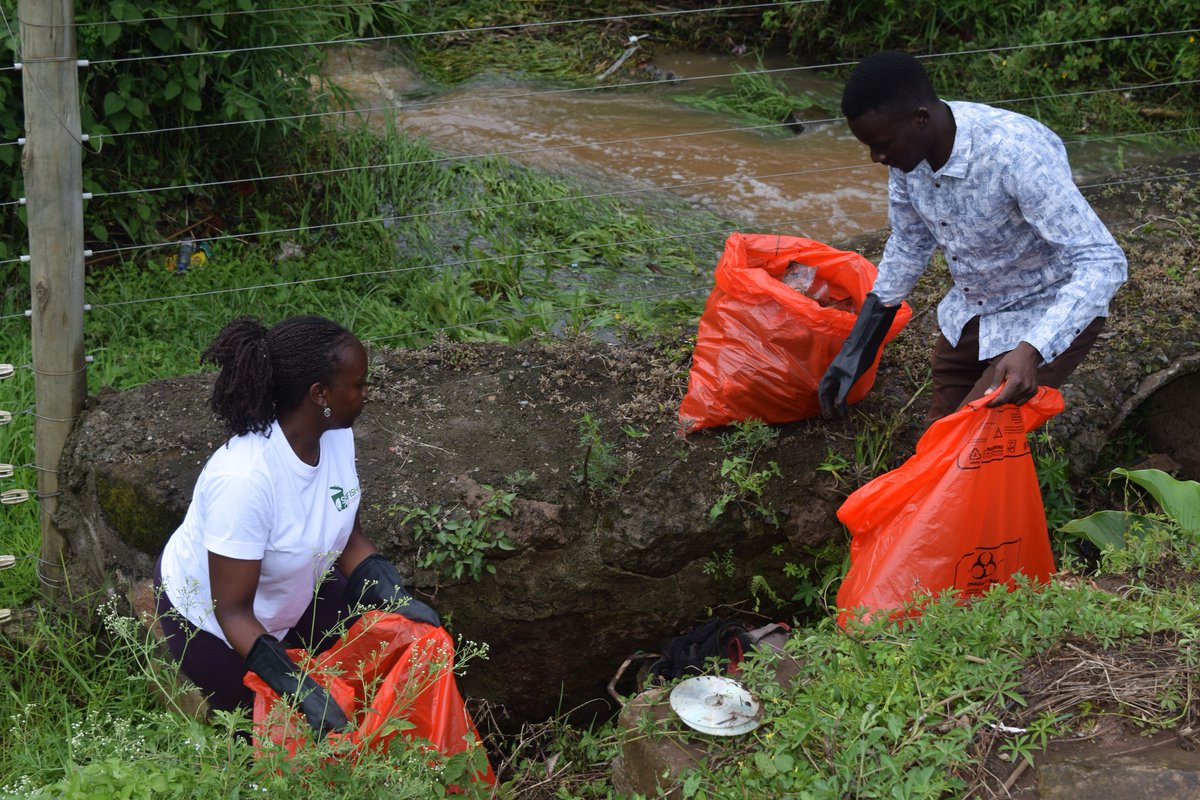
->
xmin=841 ymin=51 xmax=938 ymax=121
xmin=202 ymin=315 xmax=357 ymax=437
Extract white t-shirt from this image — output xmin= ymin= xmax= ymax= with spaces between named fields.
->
xmin=159 ymin=421 xmax=361 ymax=644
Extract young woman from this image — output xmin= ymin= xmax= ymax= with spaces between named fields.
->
xmin=154 ymin=315 xmax=440 ymax=736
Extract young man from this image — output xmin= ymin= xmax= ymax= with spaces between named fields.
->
xmin=818 ymin=51 xmax=1127 ymax=423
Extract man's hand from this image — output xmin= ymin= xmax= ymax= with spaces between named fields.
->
xmin=985 ymin=342 xmax=1042 ymax=406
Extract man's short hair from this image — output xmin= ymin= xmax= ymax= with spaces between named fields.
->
xmin=841 ymin=51 xmax=938 ymax=121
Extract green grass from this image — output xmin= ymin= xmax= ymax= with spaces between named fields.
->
xmin=5 ymin=493 xmax=1199 ymax=797
xmin=672 ymin=63 xmax=826 ymax=135
xmin=0 ymin=599 xmax=494 ymax=799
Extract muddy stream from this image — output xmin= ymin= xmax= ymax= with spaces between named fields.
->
xmin=323 ymin=45 xmax=1185 ymax=245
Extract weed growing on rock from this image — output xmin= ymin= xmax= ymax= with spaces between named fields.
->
xmin=816 ymin=380 xmax=929 ymax=492
xmin=394 ymin=487 xmax=517 ymax=582
xmin=710 ymin=419 xmax=782 ymax=523
xmin=573 ymin=413 xmax=635 ymax=497
xmin=702 ymin=549 xmax=736 ymax=581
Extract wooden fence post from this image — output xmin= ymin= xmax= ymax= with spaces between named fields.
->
xmin=18 ymin=0 xmax=86 ymax=598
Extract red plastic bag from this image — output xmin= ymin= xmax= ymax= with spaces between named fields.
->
xmin=679 ymin=232 xmax=911 ymax=432
xmin=244 ymin=611 xmax=495 ymax=785
xmin=835 ymin=387 xmax=1064 ymax=626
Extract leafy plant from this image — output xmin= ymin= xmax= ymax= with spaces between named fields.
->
xmin=1033 ymin=427 xmax=1078 ymax=535
xmin=702 ymin=549 xmax=736 ymax=581
xmin=777 ymin=0 xmax=1200 ymax=139
xmin=1058 ymin=467 xmax=1200 ymax=553
xmin=819 ymin=381 xmax=927 ymax=491
xmin=782 ymin=541 xmax=850 ymax=617
xmin=504 ymin=468 xmax=538 ymax=488
xmin=397 ymin=486 xmax=517 ymax=582
xmin=0 ymin=0 xmax=415 ymax=260
xmin=573 ymin=412 xmax=634 ymax=496
xmin=743 ymin=541 xmax=849 ymax=618
xmin=709 ymin=419 xmax=781 ymax=523
xmin=1000 ymin=710 xmax=1071 ymax=769
xmin=816 ymin=446 xmax=852 ymax=487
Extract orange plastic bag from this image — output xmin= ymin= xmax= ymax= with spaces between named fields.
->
xmin=835 ymin=387 xmax=1064 ymax=626
xmin=244 ymin=610 xmax=495 ymax=785
xmin=679 ymin=232 xmax=911 ymax=431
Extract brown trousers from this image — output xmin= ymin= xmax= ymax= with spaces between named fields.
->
xmin=926 ymin=316 xmax=1106 ymax=424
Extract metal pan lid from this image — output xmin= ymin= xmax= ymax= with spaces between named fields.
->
xmin=669 ymin=675 xmax=762 ymax=736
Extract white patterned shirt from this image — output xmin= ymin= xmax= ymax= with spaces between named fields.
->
xmin=871 ymin=101 xmax=1127 ymax=362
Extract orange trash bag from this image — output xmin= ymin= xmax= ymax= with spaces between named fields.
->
xmin=679 ymin=232 xmax=911 ymax=432
xmin=244 ymin=610 xmax=495 ymax=785
xmin=835 ymin=387 xmax=1065 ymax=627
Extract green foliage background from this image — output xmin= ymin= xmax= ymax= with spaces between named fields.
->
xmin=0 ymin=0 xmax=417 ymax=264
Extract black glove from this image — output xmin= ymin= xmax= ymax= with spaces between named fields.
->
xmin=244 ymin=633 xmax=349 ymax=739
xmin=818 ymin=293 xmax=900 ymax=419
xmin=345 ymin=553 xmax=442 ymax=627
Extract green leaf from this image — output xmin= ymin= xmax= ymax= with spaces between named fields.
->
xmin=710 ymin=494 xmax=731 ymax=520
xmin=1113 ymin=467 xmax=1200 ymax=532
xmin=163 ymin=80 xmax=182 ymax=100
xmin=102 ymin=92 xmax=126 ymax=115
xmin=100 ymin=22 xmax=121 ymax=47
xmin=1059 ymin=510 xmax=1162 ymax=550
xmin=108 ymin=110 xmax=132 ymax=133
xmin=148 ymin=26 xmax=175 ymax=51
xmin=182 ymin=91 xmax=203 ymax=112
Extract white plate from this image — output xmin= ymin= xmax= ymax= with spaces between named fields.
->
xmin=669 ymin=675 xmax=761 ymax=736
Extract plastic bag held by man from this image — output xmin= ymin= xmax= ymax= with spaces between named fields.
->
xmin=245 ymin=610 xmax=495 ymax=785
xmin=835 ymin=387 xmax=1065 ymax=626
xmin=679 ymin=233 xmax=911 ymax=432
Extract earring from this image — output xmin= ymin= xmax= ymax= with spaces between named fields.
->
xmin=323 ymin=407 xmax=332 ymax=418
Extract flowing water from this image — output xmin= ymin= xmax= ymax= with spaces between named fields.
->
xmin=325 ymin=46 xmax=884 ymax=243
xmin=324 ymin=45 xmax=1189 ymax=245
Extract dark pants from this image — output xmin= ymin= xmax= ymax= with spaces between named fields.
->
xmin=153 ymin=558 xmax=356 ymax=713
xmin=926 ymin=316 xmax=1106 ymax=424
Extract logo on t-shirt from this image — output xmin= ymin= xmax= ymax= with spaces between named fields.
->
xmin=329 ymin=484 xmax=359 ymax=511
